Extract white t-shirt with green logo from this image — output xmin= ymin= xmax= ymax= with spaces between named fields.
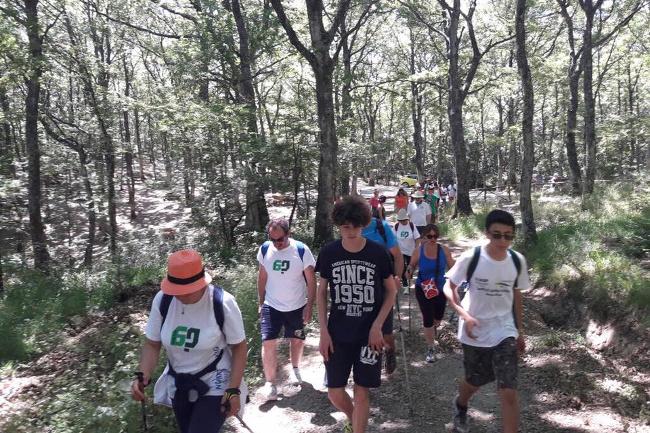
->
xmin=257 ymin=238 xmax=316 ymax=312
xmin=145 ymin=288 xmax=247 ymax=407
xmin=445 ymin=246 xmax=531 ymax=348
xmin=393 ymin=222 xmax=420 ymax=256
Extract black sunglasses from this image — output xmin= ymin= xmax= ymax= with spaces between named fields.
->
xmin=425 ymin=234 xmax=439 ymax=239
xmin=489 ymin=232 xmax=515 ymax=241
xmin=269 ymin=235 xmax=287 ymax=243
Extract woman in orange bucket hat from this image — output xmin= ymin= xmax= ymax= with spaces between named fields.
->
xmin=131 ymin=249 xmax=248 ymax=433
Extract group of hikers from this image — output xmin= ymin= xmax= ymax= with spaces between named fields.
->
xmin=131 ymin=193 xmax=530 ymax=433
xmin=370 ymin=181 xmax=457 ymax=226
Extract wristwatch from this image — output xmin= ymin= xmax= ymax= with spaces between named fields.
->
xmin=224 ymin=388 xmax=241 ymax=400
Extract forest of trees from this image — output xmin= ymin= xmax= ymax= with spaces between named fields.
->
xmin=1 ymin=0 xmax=648 ymax=273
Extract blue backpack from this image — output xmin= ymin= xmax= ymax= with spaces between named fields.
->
xmin=260 ymin=240 xmax=306 ymax=261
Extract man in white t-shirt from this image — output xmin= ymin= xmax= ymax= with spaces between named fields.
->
xmin=393 ymin=208 xmax=420 ymax=294
xmin=257 ymin=218 xmax=317 ymax=401
xmin=443 ymin=210 xmax=531 ymax=433
xmin=408 ymin=190 xmax=432 ymax=233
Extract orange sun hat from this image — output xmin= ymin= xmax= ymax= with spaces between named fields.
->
xmin=161 ymin=249 xmax=212 ymax=296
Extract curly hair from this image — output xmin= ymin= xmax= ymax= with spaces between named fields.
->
xmin=332 ymin=195 xmax=372 ymax=227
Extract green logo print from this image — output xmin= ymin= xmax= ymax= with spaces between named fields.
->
xmin=272 ymin=260 xmax=290 ymax=273
xmin=400 ymin=232 xmax=409 ymax=238
xmin=171 ymin=326 xmax=201 ymax=352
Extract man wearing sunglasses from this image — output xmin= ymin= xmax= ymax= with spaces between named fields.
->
xmin=443 ymin=210 xmax=531 ymax=433
xmin=257 ymin=218 xmax=317 ymax=401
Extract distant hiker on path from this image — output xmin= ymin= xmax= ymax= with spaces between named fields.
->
xmin=393 ymin=208 xmax=420 ymax=295
xmin=405 ymin=224 xmax=454 ymax=362
xmin=394 ymin=188 xmax=409 ymax=213
xmin=443 ymin=210 xmax=531 ymax=433
xmin=408 ymin=190 xmax=432 ymax=233
xmin=131 ymin=249 xmax=248 ymax=433
xmin=257 ymin=218 xmax=317 ymax=401
xmin=316 ymin=195 xmax=397 ymax=433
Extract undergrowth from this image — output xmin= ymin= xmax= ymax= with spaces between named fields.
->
xmin=526 ymin=181 xmax=650 ymax=320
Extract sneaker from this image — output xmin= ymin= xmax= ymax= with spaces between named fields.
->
xmin=289 ymin=367 xmax=302 ymax=385
xmin=385 ymin=349 xmax=397 ymax=374
xmin=342 ymin=420 xmax=353 ymax=433
xmin=425 ymin=346 xmax=436 ymax=363
xmin=262 ymin=382 xmax=278 ymax=401
xmin=402 ymin=286 xmax=409 ymax=295
xmin=451 ymin=396 xmax=469 ymax=433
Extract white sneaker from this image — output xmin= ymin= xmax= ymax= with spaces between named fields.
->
xmin=262 ymin=382 xmax=278 ymax=401
xmin=402 ymin=286 xmax=409 ymax=295
xmin=425 ymin=346 xmax=436 ymax=363
xmin=289 ymin=367 xmax=302 ymax=385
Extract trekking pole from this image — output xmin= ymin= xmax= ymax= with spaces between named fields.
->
xmin=407 ymin=275 xmax=412 ymax=335
xmin=223 ymin=400 xmax=257 ymax=433
xmin=134 ymin=372 xmax=148 ymax=431
xmin=394 ymin=297 xmax=414 ymax=416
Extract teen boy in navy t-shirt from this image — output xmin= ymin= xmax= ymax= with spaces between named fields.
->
xmin=316 ymin=195 xmax=397 ymax=433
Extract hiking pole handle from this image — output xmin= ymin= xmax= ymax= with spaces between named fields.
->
xmin=134 ymin=372 xmax=148 ymax=431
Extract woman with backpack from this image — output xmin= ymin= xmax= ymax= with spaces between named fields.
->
xmin=405 ymin=224 xmax=455 ymax=363
xmin=131 ymin=249 xmax=248 ymax=433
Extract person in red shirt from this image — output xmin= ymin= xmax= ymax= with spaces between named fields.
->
xmin=394 ymin=188 xmax=409 ymax=212
xmin=368 ymin=189 xmax=380 ymax=210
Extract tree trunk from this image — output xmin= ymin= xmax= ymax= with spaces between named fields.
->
xmin=565 ymin=72 xmax=583 ymax=194
xmin=0 ymin=84 xmax=16 ymax=177
xmin=78 ymin=147 xmax=95 ymax=268
xmin=231 ymin=0 xmax=269 ymax=231
xmin=313 ymin=65 xmax=338 ymax=244
xmin=270 ymin=0 xmax=356 ymax=244
xmin=515 ymin=0 xmax=537 ymax=244
xmin=134 ymin=107 xmax=145 ymax=181
xmin=24 ymin=0 xmax=50 ymax=272
xmin=582 ymin=1 xmax=597 ymax=195
xmin=122 ymin=60 xmax=137 ymax=220
xmin=444 ymin=0 xmax=472 ymax=216
xmin=410 ymin=28 xmax=425 ymax=180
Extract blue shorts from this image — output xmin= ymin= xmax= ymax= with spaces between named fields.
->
xmin=325 ymin=340 xmax=382 ymax=389
xmin=260 ymin=304 xmax=306 ymax=341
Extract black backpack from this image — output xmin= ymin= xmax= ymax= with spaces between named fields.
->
xmin=463 ymin=246 xmax=522 ymax=329
xmin=394 ymin=221 xmax=415 ymax=235
xmin=374 ymin=217 xmax=387 ymax=244
xmin=159 ymin=284 xmax=226 ymax=339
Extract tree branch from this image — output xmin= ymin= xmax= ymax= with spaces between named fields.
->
xmin=269 ymin=0 xmax=317 ymax=66
xmin=593 ymin=1 xmax=644 ymax=48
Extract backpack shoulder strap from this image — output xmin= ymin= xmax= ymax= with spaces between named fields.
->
xmin=261 ymin=241 xmax=271 ymax=259
xmin=159 ymin=293 xmax=173 ymax=329
xmin=295 ymin=240 xmax=305 ymax=262
xmin=394 ymin=222 xmax=399 ymax=232
xmin=375 ymin=218 xmax=387 ymax=244
xmin=409 ymin=222 xmax=414 ymax=233
xmin=212 ymin=284 xmax=226 ymax=340
xmin=508 ymin=249 xmax=521 ymax=288
xmin=466 ymin=246 xmax=482 ymax=282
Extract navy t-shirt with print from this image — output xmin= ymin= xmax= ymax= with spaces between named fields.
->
xmin=316 ymin=239 xmax=393 ymax=343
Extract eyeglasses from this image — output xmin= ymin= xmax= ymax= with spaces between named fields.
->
xmin=425 ymin=234 xmax=438 ymax=239
xmin=269 ymin=235 xmax=287 ymax=244
xmin=489 ymin=232 xmax=515 ymax=241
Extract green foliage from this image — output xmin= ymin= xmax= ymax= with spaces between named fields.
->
xmin=440 ymin=206 xmax=490 ymax=241
xmin=527 ymin=181 xmax=650 ymax=318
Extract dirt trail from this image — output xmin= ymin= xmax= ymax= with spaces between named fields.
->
xmin=232 ymin=237 xmax=649 ymax=433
